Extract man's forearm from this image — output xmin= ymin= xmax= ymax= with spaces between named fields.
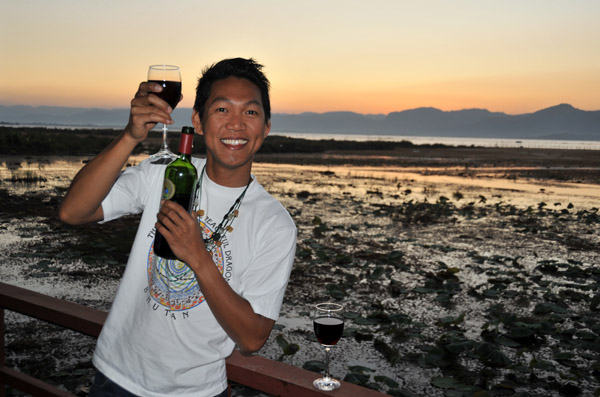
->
xmin=191 ymin=250 xmax=275 ymax=354
xmin=58 ymin=131 xmax=140 ymax=225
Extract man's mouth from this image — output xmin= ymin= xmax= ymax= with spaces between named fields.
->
xmin=221 ymin=138 xmax=248 ymax=145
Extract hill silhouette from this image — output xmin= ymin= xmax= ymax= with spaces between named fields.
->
xmin=1 ymin=103 xmax=598 ymax=141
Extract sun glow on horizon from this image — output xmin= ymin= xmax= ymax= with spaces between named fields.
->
xmin=1 ymin=1 xmax=599 ymax=116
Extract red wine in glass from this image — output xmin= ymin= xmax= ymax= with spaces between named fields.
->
xmin=312 ymin=303 xmax=344 ymax=391
xmin=148 ymin=80 xmax=182 ymax=110
xmin=314 ymin=316 xmax=344 ymax=346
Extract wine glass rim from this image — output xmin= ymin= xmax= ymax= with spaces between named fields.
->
xmin=315 ymin=302 xmax=343 ymax=311
xmin=149 ymin=64 xmax=180 ymax=70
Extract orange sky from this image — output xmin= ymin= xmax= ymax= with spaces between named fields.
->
xmin=1 ymin=1 xmax=599 ymax=115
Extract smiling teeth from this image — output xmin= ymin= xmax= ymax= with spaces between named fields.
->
xmin=221 ymin=138 xmax=248 ymax=145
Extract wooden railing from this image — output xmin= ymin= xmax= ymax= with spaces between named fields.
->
xmin=0 ymin=282 xmax=387 ymax=396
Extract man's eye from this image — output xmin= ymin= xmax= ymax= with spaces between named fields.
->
xmin=246 ymin=110 xmax=258 ymax=115
xmin=216 ymin=107 xmax=227 ymax=112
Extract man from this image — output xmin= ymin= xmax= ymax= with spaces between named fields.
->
xmin=59 ymin=58 xmax=297 ymax=396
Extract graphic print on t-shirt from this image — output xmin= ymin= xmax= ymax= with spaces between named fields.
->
xmin=147 ymin=218 xmax=225 ymax=311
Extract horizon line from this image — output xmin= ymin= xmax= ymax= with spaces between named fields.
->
xmin=1 ymin=102 xmax=598 ymax=116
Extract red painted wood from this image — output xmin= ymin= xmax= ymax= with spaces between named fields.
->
xmin=227 ymin=350 xmax=387 ymax=396
xmin=0 ymin=366 xmax=74 ymax=397
xmin=0 ymin=282 xmax=389 ymax=396
xmin=0 ymin=282 xmax=106 ymax=337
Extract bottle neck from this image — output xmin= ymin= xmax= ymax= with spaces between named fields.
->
xmin=179 ymin=152 xmax=192 ymax=162
xmin=178 ymin=133 xmax=194 ymax=156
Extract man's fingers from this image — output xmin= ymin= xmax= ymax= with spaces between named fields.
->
xmin=158 ymin=201 xmax=189 ymax=228
xmin=157 ymin=208 xmax=174 ymax=227
xmin=135 ymin=81 xmax=162 ymax=97
xmin=133 ymin=82 xmax=171 ymax=113
xmin=135 ymin=82 xmax=172 ymax=110
xmin=155 ymin=202 xmax=192 ymax=253
xmin=130 ymin=105 xmax=173 ymax=125
xmin=131 ymin=90 xmax=170 ymax=110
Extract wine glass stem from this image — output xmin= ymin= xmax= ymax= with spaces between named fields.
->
xmin=161 ymin=124 xmax=169 ymax=150
xmin=324 ymin=347 xmax=331 ymax=379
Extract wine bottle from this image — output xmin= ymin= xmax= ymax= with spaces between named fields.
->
xmin=154 ymin=126 xmax=198 ymax=259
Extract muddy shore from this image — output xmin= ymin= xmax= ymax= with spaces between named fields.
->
xmin=1 ymin=145 xmax=599 ymax=396
xmin=254 ymin=145 xmax=600 ymax=184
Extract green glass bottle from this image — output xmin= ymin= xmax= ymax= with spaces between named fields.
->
xmin=154 ymin=126 xmax=198 ymax=259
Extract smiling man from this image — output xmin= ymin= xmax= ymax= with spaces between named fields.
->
xmin=59 ymin=58 xmax=297 ymax=397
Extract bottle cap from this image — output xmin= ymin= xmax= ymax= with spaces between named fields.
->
xmin=182 ymin=126 xmax=195 ymax=134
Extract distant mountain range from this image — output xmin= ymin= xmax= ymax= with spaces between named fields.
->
xmin=1 ymin=103 xmax=599 ymax=141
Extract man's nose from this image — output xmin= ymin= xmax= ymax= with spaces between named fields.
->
xmin=226 ymin=113 xmax=245 ymax=131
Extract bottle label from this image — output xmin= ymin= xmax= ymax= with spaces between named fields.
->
xmin=178 ymin=132 xmax=194 ymax=154
xmin=162 ymin=179 xmax=176 ymax=200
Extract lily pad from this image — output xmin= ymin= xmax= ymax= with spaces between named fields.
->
xmin=534 ymin=302 xmax=569 ymax=314
xmin=374 ymin=375 xmax=400 ymax=388
xmin=424 ymin=346 xmax=453 ymax=368
xmin=326 ymin=284 xmax=345 ymax=299
xmin=302 ymin=360 xmax=324 ymax=372
xmin=431 ymin=376 xmax=458 ymax=389
xmin=506 ymin=326 xmax=535 ymax=339
xmin=275 ymin=334 xmax=299 ymax=356
xmin=374 ymin=338 xmax=400 ymax=365
xmin=436 ymin=312 xmax=465 ymax=327
xmin=370 ymin=266 xmax=385 ymax=279
xmin=484 ymin=350 xmax=512 ymax=368
xmin=343 ymin=372 xmax=371 ymax=387
xmin=445 ymin=340 xmax=475 ymax=354
xmin=348 ymin=365 xmax=375 ymax=374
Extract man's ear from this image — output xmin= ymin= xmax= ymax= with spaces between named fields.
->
xmin=263 ymin=120 xmax=271 ymax=139
xmin=192 ymin=110 xmax=203 ymax=135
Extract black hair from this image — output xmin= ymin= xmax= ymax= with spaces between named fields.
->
xmin=194 ymin=58 xmax=271 ymax=122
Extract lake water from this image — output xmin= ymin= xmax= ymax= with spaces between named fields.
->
xmin=271 ymin=131 xmax=600 ymax=150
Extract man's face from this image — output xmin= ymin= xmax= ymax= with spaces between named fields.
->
xmin=192 ymin=77 xmax=271 ymax=186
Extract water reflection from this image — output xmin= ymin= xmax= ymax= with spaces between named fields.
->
xmin=1 ymin=155 xmax=598 ymax=210
xmin=0 ymin=155 xmax=144 ymax=194
xmin=253 ymin=163 xmax=600 ymax=210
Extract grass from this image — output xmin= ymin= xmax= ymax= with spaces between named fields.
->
xmin=8 ymin=170 xmax=47 ymax=183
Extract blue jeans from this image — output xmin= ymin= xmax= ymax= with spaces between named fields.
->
xmin=89 ymin=370 xmax=228 ymax=397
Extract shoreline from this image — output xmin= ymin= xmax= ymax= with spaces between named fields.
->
xmin=2 ymin=126 xmax=600 ymax=185
xmin=2 ymin=123 xmax=600 ymax=150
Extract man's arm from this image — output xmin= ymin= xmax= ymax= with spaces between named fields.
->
xmin=192 ymin=247 xmax=276 ymax=354
xmin=59 ymin=82 xmax=177 ymax=225
xmin=156 ymin=200 xmax=281 ymax=354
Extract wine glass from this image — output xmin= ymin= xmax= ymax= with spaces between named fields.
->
xmin=147 ymin=64 xmax=182 ymax=164
xmin=312 ymin=302 xmax=344 ymax=391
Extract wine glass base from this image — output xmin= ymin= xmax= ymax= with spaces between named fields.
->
xmin=313 ymin=376 xmax=341 ymax=391
xmin=149 ymin=149 xmax=176 ymax=165
xmin=150 ymin=156 xmax=175 ymax=165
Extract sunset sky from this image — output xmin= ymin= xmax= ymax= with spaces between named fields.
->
xmin=1 ymin=0 xmax=599 ymax=115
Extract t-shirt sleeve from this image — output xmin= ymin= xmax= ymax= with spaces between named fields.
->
xmin=240 ymin=213 xmax=297 ymax=321
xmin=101 ymin=160 xmax=160 ymax=223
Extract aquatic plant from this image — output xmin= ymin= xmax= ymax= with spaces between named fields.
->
xmin=8 ymin=170 xmax=47 ymax=183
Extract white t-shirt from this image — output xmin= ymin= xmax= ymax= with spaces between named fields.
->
xmin=93 ymin=157 xmax=296 ymax=397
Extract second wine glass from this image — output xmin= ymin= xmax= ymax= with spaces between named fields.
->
xmin=313 ymin=302 xmax=344 ymax=391
xmin=147 ymin=64 xmax=182 ymax=164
